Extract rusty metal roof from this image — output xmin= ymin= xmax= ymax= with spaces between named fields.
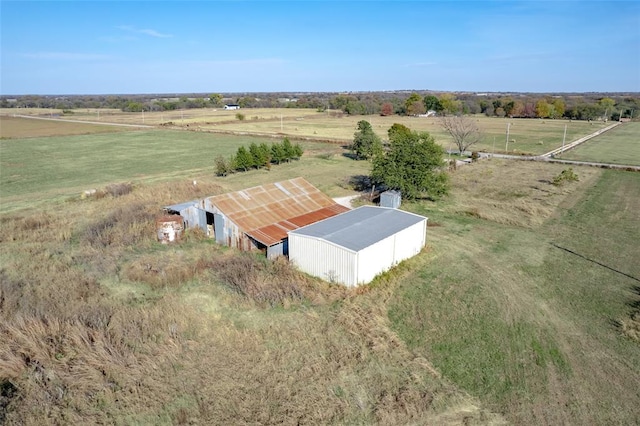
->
xmin=206 ymin=177 xmax=349 ymax=246
xmin=248 ymin=204 xmax=350 ymax=246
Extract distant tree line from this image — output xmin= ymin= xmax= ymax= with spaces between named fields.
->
xmin=215 ymin=138 xmax=303 ymax=176
xmin=2 ymin=91 xmax=638 ymax=121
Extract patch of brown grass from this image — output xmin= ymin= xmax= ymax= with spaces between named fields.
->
xmin=448 ymin=159 xmax=601 ymax=227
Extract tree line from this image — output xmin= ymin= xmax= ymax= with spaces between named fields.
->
xmin=215 ymin=138 xmax=304 ymax=176
xmin=3 ymin=91 xmax=637 ymax=121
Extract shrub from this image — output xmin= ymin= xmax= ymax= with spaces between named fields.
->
xmin=209 ymin=255 xmax=307 ymax=307
xmin=214 ymin=155 xmax=233 ymax=177
xmin=552 ymin=167 xmax=579 ymax=186
xmin=235 ymin=113 xmax=245 ymax=121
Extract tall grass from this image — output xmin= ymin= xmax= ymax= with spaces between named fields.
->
xmin=1 ymin=176 xmax=494 ymax=424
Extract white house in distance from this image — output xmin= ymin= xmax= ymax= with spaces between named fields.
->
xmin=224 ymin=104 xmax=240 ymax=110
xmin=288 ymin=206 xmax=427 ymax=287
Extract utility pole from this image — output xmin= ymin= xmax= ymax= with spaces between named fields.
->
xmin=492 ymin=136 xmax=496 ymax=157
xmin=561 ymin=123 xmax=567 ymax=154
xmin=505 ymin=122 xmax=511 ymax=153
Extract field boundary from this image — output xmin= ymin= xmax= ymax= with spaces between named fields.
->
xmin=541 ymin=121 xmax=621 ymax=158
xmin=7 ymin=114 xmax=154 ymax=129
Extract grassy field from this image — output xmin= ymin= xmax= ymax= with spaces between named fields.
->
xmin=1 ymin=118 xmax=638 ymax=424
xmin=390 ymin=164 xmax=640 ymax=424
xmin=560 ymin=121 xmax=640 ymax=166
xmin=0 ymin=127 xmax=345 ymax=213
xmin=3 ymin=107 xmax=612 ymax=156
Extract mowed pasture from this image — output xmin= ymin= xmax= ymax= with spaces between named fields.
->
xmin=0 ymin=115 xmax=129 ymax=139
xmin=560 ymin=121 xmax=640 ymax=166
xmin=3 ymin=107 xmax=612 ymax=156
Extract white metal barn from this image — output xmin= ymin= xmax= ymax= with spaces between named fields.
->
xmin=288 ymin=206 xmax=427 ymax=287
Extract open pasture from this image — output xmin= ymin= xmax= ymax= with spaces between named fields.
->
xmin=2 ymin=108 xmax=611 ymax=156
xmin=560 ymin=121 xmax=640 ymax=166
xmin=0 ymin=128 xmax=344 ymax=213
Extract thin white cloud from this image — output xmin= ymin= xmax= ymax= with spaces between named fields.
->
xmin=118 ymin=25 xmax=173 ymax=38
xmin=22 ymin=52 xmax=113 ymax=60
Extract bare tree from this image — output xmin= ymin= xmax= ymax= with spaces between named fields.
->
xmin=440 ymin=115 xmax=483 ymax=155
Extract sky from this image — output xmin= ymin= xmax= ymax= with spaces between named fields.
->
xmin=1 ymin=1 xmax=639 ymax=95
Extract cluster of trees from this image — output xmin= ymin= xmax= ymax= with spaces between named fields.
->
xmin=215 ymin=138 xmax=303 ymax=176
xmin=370 ymin=124 xmax=448 ymax=200
xmin=349 ymin=121 xmax=449 ymax=200
xmin=3 ymin=91 xmax=637 ymax=122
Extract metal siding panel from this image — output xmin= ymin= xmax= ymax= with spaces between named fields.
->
xmin=357 ymin=236 xmax=396 ymax=285
xmin=392 ymin=220 xmax=427 ymax=264
xmin=289 ymin=234 xmax=355 ymax=286
xmin=267 ymin=242 xmax=284 ymax=259
xmin=214 ymin=213 xmax=225 ymax=244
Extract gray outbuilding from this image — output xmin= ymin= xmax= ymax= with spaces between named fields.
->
xmin=288 ymin=206 xmax=427 ymax=287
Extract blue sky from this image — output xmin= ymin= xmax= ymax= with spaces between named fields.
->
xmin=1 ymin=1 xmax=639 ymax=95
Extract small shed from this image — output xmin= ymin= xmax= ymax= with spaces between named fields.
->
xmin=165 ymin=201 xmax=208 ymax=234
xmin=380 ymin=190 xmax=401 ymax=209
xmin=224 ymin=104 xmax=240 ymax=110
xmin=288 ymin=206 xmax=427 ymax=287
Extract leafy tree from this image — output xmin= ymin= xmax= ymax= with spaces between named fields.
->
xmin=423 ymin=95 xmax=442 ymax=113
xmin=371 ymin=125 xmax=448 ymax=200
xmin=439 ymin=94 xmax=461 ymax=116
xmin=215 ymin=155 xmax=234 ymax=176
xmin=209 ymin=93 xmax=223 ymax=107
xmin=271 ymin=142 xmax=286 ymax=164
xmin=351 ymin=120 xmax=382 ymax=160
xmin=440 ymin=115 xmax=483 ymax=155
xmin=535 ymin=100 xmax=552 ymax=118
xmin=599 ymin=97 xmax=615 ymax=119
xmin=380 ymin=102 xmax=394 ymax=116
xmin=234 ymin=146 xmax=254 ymax=171
xmin=405 ymin=93 xmax=423 ymax=115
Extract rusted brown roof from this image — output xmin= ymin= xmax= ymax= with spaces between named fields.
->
xmin=248 ymin=204 xmax=350 ymax=246
xmin=206 ymin=177 xmax=349 ymax=246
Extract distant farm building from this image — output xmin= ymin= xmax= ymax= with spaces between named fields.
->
xmin=166 ymin=178 xmax=349 ymax=258
xmin=288 ymin=206 xmax=427 ymax=287
xmin=224 ymin=104 xmax=240 ymax=110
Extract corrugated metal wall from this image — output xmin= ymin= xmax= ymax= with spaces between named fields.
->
xmin=290 ymin=218 xmax=427 ymax=287
xmin=288 ymin=235 xmax=356 ymax=286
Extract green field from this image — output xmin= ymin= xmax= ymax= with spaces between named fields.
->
xmin=560 ymin=122 xmax=640 ymax=166
xmin=1 ymin=118 xmax=639 ymax=424
xmin=390 ymin=167 xmax=640 ymax=424
xmin=0 ymin=128 xmax=344 ymax=213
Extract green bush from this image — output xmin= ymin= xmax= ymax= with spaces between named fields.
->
xmin=553 ymin=167 xmax=579 ymax=186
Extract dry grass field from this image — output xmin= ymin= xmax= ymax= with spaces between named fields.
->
xmin=1 ymin=118 xmax=638 ymax=424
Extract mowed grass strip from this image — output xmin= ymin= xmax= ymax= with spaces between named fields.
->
xmin=388 ymin=164 xmax=640 ymax=424
xmin=560 ymin=121 xmax=640 ymax=166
